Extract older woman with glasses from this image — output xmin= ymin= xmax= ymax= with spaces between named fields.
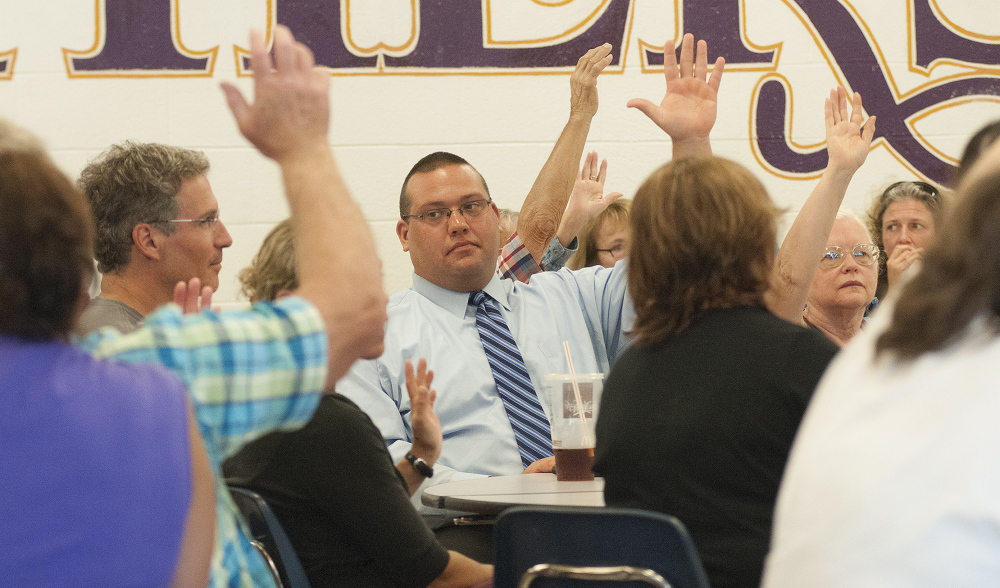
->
xmin=800 ymin=211 xmax=881 ymax=345
xmin=865 ymin=180 xmax=943 ymax=299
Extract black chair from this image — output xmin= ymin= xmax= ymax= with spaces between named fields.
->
xmin=494 ymin=505 xmax=711 ymax=588
xmin=228 ymin=486 xmax=312 ymax=588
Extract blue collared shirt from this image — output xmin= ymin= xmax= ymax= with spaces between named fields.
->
xmin=336 ymin=263 xmax=632 ymax=511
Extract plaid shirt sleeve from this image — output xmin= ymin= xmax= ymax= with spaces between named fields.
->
xmin=79 ymin=296 xmax=328 ymax=588
xmin=498 ymin=231 xmax=542 ymax=283
xmin=80 ymin=296 xmax=327 ymax=461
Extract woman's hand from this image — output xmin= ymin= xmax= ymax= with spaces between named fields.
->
xmin=886 ymin=244 xmax=923 ymax=289
xmin=825 ymin=86 xmax=876 ymax=174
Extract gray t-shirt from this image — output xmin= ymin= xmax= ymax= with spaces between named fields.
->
xmin=75 ymin=297 xmax=143 ymax=335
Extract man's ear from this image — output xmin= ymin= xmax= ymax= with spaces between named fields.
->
xmin=396 ymin=219 xmax=410 ymax=252
xmin=133 ymin=223 xmax=163 ymax=261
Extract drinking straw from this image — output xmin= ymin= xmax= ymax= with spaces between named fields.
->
xmin=562 ymin=340 xmax=592 ymax=446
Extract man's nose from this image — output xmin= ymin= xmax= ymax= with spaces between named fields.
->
xmin=216 ymin=220 xmax=234 ymax=248
xmin=447 ymin=210 xmax=470 ymax=232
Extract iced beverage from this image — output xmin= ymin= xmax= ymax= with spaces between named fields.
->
xmin=554 ymin=447 xmax=595 ymax=481
xmin=543 ymin=373 xmax=603 ymax=482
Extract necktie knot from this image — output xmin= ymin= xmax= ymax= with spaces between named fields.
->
xmin=470 ymin=290 xmax=489 ymax=308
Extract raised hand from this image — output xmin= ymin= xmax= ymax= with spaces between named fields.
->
xmin=570 ymin=43 xmax=614 ymax=119
xmin=405 ymin=358 xmax=441 ymax=466
xmin=569 ymin=151 xmax=624 ymax=223
xmin=627 ymin=33 xmax=724 ymax=150
xmin=825 ymin=86 xmax=876 ymax=173
xmin=220 ymin=25 xmax=330 ymax=163
xmin=555 ymin=152 xmax=624 ymax=247
xmin=173 ymin=277 xmax=214 ymax=315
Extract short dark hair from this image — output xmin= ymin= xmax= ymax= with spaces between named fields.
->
xmin=399 ymin=151 xmax=490 ymax=218
xmin=0 ymin=120 xmax=95 ymax=339
xmin=79 ymin=141 xmax=209 ymax=274
xmin=628 ymin=157 xmax=779 ymax=346
xmin=877 ymin=168 xmax=1000 ymax=360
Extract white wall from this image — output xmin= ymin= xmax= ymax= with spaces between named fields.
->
xmin=1 ymin=0 xmax=998 ymax=306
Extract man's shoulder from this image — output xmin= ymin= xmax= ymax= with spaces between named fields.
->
xmin=75 ymin=297 xmax=143 ymax=336
xmin=81 ymin=296 xmax=325 ymax=363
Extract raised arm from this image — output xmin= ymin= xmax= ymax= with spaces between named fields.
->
xmin=765 ymin=87 xmax=876 ymax=322
xmin=516 ymin=43 xmax=613 ymax=262
xmin=221 ymin=26 xmax=387 ymax=384
xmin=628 ymin=33 xmax=725 ymax=159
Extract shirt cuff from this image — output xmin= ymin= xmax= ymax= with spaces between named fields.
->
xmin=541 ymin=236 xmax=578 ymax=272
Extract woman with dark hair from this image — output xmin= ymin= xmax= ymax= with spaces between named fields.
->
xmin=865 ymin=180 xmax=944 ymax=299
xmin=0 ymin=120 xmax=215 ymax=587
xmin=593 ymin=86 xmax=874 ymax=588
xmin=762 ymin=133 xmax=1000 ymax=588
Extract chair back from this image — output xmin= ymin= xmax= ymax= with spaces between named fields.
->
xmin=228 ymin=486 xmax=312 ymax=588
xmin=494 ymin=506 xmax=710 ymax=588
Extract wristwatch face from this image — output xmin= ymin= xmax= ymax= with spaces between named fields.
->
xmin=406 ymin=452 xmax=434 ymax=477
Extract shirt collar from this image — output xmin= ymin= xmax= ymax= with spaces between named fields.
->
xmin=411 ymin=273 xmax=511 ymax=319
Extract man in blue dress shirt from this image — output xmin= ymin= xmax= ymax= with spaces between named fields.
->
xmin=336 ymin=33 xmax=725 ymax=538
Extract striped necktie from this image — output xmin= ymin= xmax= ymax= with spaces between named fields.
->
xmin=470 ymin=290 xmax=553 ymax=469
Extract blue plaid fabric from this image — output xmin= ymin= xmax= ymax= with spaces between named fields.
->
xmin=471 ymin=290 xmax=553 ymax=468
xmin=79 ymin=296 xmax=328 ymax=588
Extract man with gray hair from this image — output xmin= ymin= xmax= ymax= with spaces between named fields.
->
xmin=76 ymin=141 xmax=232 ymax=334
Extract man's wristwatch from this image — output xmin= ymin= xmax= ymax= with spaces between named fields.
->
xmin=405 ymin=451 xmax=434 ymax=478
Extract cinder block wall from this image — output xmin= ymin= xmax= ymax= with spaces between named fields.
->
xmin=2 ymin=0 xmax=997 ymax=306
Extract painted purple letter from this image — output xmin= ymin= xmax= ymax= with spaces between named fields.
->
xmin=755 ymin=0 xmax=1000 ymax=183
xmin=645 ymin=1 xmax=775 ymax=67
xmin=913 ymin=0 xmax=1000 ymax=69
xmin=70 ymin=0 xmax=210 ymax=72
xmin=383 ymin=0 xmax=631 ymax=69
xmin=276 ymin=0 xmax=377 ymax=69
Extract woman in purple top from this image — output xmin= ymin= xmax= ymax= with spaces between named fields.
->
xmin=0 ymin=121 xmax=215 ymax=587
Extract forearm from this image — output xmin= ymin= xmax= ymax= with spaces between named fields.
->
xmin=766 ymin=165 xmax=856 ymax=321
xmin=427 ymin=552 xmax=493 ymax=588
xmin=280 ymin=145 xmax=386 ymax=382
xmin=517 ymin=112 xmax=594 ymax=261
xmin=395 ymin=458 xmax=429 ymax=496
xmin=555 ymin=203 xmax=588 ymax=248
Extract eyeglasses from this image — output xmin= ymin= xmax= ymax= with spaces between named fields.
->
xmin=402 ymin=199 xmax=493 ymax=225
xmin=820 ymin=244 xmax=880 ymax=269
xmin=595 ymin=243 xmax=627 ymax=259
xmin=150 ymin=216 xmax=221 ymax=229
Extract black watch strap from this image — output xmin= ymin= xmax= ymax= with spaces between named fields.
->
xmin=405 ymin=451 xmax=434 ymax=478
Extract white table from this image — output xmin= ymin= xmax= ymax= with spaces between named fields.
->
xmin=421 ymin=473 xmax=605 ymax=515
